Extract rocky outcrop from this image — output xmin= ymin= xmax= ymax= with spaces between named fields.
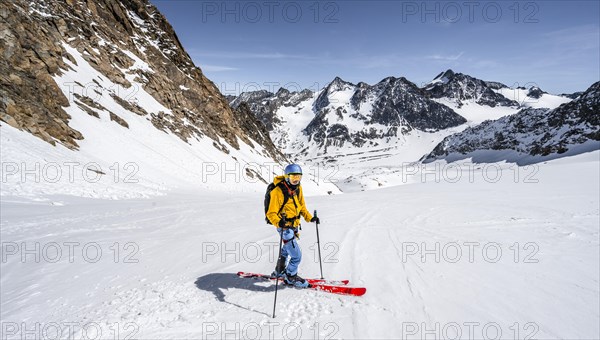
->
xmin=424 ymin=81 xmax=600 ymax=162
xmin=230 ymin=88 xmax=314 ymax=131
xmin=560 ymin=92 xmax=584 ymax=100
xmin=109 ymin=112 xmax=129 ymax=128
xmin=424 ymin=69 xmax=519 ymax=108
xmin=0 ymin=0 xmax=283 ymax=161
xmin=0 ymin=1 xmax=83 ymax=148
xmin=527 ymin=86 xmax=546 ymax=99
xmin=314 ymin=77 xmax=354 ymax=112
xmin=368 ymin=76 xmax=465 ymax=130
xmin=233 ymin=102 xmax=285 ymax=160
xmin=228 ymin=75 xmax=467 ymax=155
xmin=304 ymin=76 xmax=466 ymax=151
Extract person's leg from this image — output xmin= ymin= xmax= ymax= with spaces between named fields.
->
xmin=282 ymin=238 xmax=308 ymax=287
xmin=283 ymin=238 xmax=302 ymax=276
xmin=274 ymin=228 xmax=290 ymax=275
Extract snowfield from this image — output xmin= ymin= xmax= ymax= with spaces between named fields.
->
xmin=1 ymin=147 xmax=598 ymax=339
xmin=3 ymin=1 xmax=598 ymax=338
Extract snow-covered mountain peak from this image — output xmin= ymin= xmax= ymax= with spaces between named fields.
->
xmin=231 ymin=74 xmax=466 ymax=169
xmin=527 ymin=86 xmax=546 ymax=99
xmin=493 ymin=84 xmax=572 ymax=110
xmin=275 ymin=87 xmax=291 ymax=97
xmin=1 ymin=0 xmax=346 ymax=198
xmin=328 ymin=76 xmax=355 ymax=91
xmin=225 ymin=71 xmax=589 ymax=190
xmin=429 ymin=69 xmax=456 ymax=86
xmin=424 ymin=81 xmax=600 ymax=164
xmin=230 ymin=90 xmax=273 ymax=108
xmin=424 ymin=70 xmax=519 ymax=108
xmin=314 ymin=77 xmax=355 ymax=112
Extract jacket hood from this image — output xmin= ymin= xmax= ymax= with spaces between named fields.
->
xmin=273 ymin=175 xmax=300 ymax=190
xmin=273 ymin=175 xmax=286 ymax=185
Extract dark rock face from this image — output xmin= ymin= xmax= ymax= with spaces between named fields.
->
xmin=1 ymin=1 xmax=82 ymax=148
xmin=368 ymin=77 xmax=465 ymax=131
xmin=303 ymin=76 xmax=466 ymax=151
xmin=230 ymin=88 xmax=314 ymax=131
xmin=314 ymin=77 xmax=354 ymax=113
xmin=229 ymin=75 xmax=467 ymax=154
xmin=0 ymin=0 xmax=282 ymax=161
xmin=424 ymin=69 xmax=519 ymax=108
xmin=229 ymin=90 xmax=275 ymax=129
xmin=109 ymin=112 xmax=129 ymax=128
xmin=424 ymin=81 xmax=600 ymax=161
xmin=232 ymin=102 xmax=285 ymax=160
xmin=484 ymin=81 xmax=508 ymax=90
xmin=560 ymin=92 xmax=584 ymax=100
xmin=527 ymin=86 xmax=546 ymax=99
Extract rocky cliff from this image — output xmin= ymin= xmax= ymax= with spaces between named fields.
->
xmin=230 ymin=76 xmax=466 ymax=157
xmin=424 ymin=69 xmax=519 ymax=108
xmin=0 ymin=0 xmax=283 ymax=162
xmin=424 ymin=81 xmax=600 ymax=163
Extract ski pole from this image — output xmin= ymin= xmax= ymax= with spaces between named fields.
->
xmin=273 ymin=212 xmax=286 ymax=318
xmin=314 ymin=210 xmax=324 ymax=279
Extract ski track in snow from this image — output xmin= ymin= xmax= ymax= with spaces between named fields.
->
xmin=1 ymin=152 xmax=599 ymax=339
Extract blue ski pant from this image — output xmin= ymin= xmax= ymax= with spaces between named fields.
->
xmin=277 ymin=228 xmax=302 ymax=276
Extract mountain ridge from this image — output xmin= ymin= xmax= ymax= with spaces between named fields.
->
xmin=423 ymin=81 xmax=600 ymax=164
xmin=0 ymin=0 xmax=284 ymax=162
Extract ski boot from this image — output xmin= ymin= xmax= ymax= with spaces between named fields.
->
xmin=271 ymin=255 xmax=287 ymax=278
xmin=283 ymin=272 xmax=309 ymax=288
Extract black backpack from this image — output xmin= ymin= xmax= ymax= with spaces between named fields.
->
xmin=264 ymin=182 xmax=298 ymax=224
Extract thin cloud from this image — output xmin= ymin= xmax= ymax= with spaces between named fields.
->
xmin=517 ymin=24 xmax=600 ymax=68
xmin=200 ymin=65 xmax=238 ymax=72
xmin=542 ymin=24 xmax=599 ymax=49
xmin=425 ymin=52 xmax=465 ymax=62
xmin=190 ymin=50 xmax=320 ymax=61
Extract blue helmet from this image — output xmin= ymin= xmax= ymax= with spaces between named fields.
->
xmin=284 ymin=164 xmax=302 ymax=175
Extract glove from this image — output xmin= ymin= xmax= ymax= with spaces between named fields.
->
xmin=278 ymin=219 xmax=288 ymax=229
xmin=311 ymin=217 xmax=320 ymax=224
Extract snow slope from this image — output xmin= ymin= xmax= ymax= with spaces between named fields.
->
xmin=315 ymin=126 xmax=468 ymax=192
xmin=432 ymin=98 xmax=519 ymax=125
xmin=493 ymin=87 xmax=572 ymax=109
xmin=2 ymin=151 xmax=598 ymax=339
xmin=0 ymin=41 xmax=339 ymax=198
xmin=335 ymin=85 xmax=580 ymax=193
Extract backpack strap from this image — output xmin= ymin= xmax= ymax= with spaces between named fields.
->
xmin=277 ymin=182 xmax=300 ymax=223
xmin=277 ymin=183 xmax=291 ymax=216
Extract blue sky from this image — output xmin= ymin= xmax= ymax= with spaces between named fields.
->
xmin=152 ymin=1 xmax=599 ymax=95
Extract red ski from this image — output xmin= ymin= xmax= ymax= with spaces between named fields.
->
xmin=237 ymin=271 xmax=349 ymax=286
xmin=309 ymin=283 xmax=366 ymax=296
xmin=237 ymin=272 xmax=366 ymax=296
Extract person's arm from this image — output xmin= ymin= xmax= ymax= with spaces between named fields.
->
xmin=266 ymin=188 xmax=284 ymax=226
xmin=298 ymin=187 xmax=313 ymax=222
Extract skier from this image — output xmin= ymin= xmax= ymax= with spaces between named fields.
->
xmin=266 ymin=164 xmax=320 ymax=288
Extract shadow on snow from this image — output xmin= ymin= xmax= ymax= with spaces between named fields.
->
xmin=194 ymin=273 xmax=286 ymax=317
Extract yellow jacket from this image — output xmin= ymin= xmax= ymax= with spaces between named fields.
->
xmin=266 ymin=176 xmax=313 ymax=228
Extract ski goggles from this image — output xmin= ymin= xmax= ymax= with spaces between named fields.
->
xmin=287 ymin=174 xmax=302 ymax=181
